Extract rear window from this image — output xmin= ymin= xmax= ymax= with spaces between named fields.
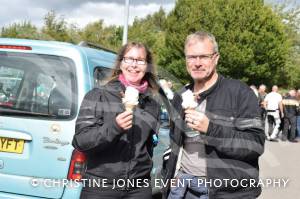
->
xmin=0 ymin=51 xmax=77 ymax=119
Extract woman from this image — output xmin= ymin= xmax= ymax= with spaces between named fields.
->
xmin=72 ymin=42 xmax=161 ymax=199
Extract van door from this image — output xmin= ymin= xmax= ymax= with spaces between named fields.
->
xmin=0 ymin=51 xmax=77 ymax=198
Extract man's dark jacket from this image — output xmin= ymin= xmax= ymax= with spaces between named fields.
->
xmin=72 ymin=80 xmax=160 ymax=189
xmin=282 ymin=95 xmax=299 ymax=118
xmin=162 ymin=75 xmax=265 ymax=199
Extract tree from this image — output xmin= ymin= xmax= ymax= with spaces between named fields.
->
xmin=79 ymin=20 xmax=122 ymax=51
xmin=67 ymin=23 xmax=82 ymax=44
xmin=128 ymin=7 xmax=167 ymax=62
xmin=41 ymin=10 xmax=71 ymax=41
xmin=271 ymin=0 xmax=300 ymax=88
xmin=159 ymin=0 xmax=291 ymax=87
xmin=1 ymin=21 xmax=40 ymax=39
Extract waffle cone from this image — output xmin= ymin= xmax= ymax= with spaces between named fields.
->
xmin=125 ymin=103 xmax=136 ymax=111
xmin=186 ymin=107 xmax=196 ymax=111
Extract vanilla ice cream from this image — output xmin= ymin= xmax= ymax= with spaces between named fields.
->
xmin=122 ymin=86 xmax=139 ymax=111
xmin=181 ymin=89 xmax=198 ymax=109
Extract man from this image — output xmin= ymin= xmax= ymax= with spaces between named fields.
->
xmin=264 ymin=85 xmax=283 ymax=141
xmin=162 ymin=31 xmax=265 ymax=199
xmin=258 ymin=84 xmax=268 ymax=137
xmin=282 ymin=89 xmax=299 ymax=142
xmin=258 ymin=84 xmax=267 ymax=119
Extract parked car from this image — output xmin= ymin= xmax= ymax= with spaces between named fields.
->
xmin=0 ymin=38 xmax=170 ymax=199
xmin=0 ymin=38 xmax=116 ymax=198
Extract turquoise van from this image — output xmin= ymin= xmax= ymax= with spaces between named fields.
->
xmin=0 ymin=38 xmax=170 ymax=199
xmin=0 ymin=38 xmax=117 ymax=198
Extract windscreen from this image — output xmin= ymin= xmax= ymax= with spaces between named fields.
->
xmin=0 ymin=51 xmax=77 ymax=119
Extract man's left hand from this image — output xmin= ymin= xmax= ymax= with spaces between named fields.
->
xmin=185 ymin=109 xmax=210 ymax=133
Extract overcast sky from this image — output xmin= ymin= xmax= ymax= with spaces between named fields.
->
xmin=0 ymin=0 xmax=176 ymax=29
xmin=0 ymin=0 xmax=298 ymax=29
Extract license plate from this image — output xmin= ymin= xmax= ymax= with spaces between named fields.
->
xmin=0 ymin=137 xmax=24 ymax=154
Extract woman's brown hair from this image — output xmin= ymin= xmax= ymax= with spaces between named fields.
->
xmin=109 ymin=42 xmax=159 ymax=92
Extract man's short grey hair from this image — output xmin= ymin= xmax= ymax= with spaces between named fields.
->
xmin=184 ymin=31 xmax=219 ymax=54
xmin=259 ymin=84 xmax=266 ymax=89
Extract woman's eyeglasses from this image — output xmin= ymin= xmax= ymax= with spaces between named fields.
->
xmin=122 ymin=57 xmax=147 ymax=65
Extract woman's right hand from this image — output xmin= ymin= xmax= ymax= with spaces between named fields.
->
xmin=116 ymin=110 xmax=133 ymax=131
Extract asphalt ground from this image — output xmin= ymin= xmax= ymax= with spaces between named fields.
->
xmin=259 ymin=138 xmax=300 ymax=198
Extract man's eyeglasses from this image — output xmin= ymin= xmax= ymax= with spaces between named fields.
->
xmin=186 ymin=53 xmax=217 ymax=63
xmin=122 ymin=57 xmax=147 ymax=65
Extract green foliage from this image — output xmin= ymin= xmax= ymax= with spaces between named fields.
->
xmin=0 ymin=11 xmax=123 ymax=50
xmin=1 ymin=21 xmax=40 ymax=39
xmin=41 ymin=10 xmax=71 ymax=41
xmin=271 ymin=0 xmax=300 ymax=88
xmin=79 ymin=20 xmax=122 ymax=51
xmin=66 ymin=23 xmax=82 ymax=44
xmin=159 ymin=0 xmax=291 ymax=87
xmin=128 ymin=7 xmax=167 ymax=63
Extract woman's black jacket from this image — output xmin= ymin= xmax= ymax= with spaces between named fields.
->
xmin=72 ymin=80 xmax=161 ymax=188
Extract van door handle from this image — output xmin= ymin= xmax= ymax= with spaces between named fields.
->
xmin=0 ymin=130 xmax=32 ymax=141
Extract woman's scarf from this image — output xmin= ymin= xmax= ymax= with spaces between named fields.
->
xmin=118 ymin=73 xmax=148 ymax=93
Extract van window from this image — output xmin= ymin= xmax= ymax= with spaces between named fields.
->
xmin=93 ymin=67 xmax=112 ymax=87
xmin=0 ymin=52 xmax=77 ymax=119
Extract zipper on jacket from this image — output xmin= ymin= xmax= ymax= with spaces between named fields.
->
xmin=200 ymin=96 xmax=210 ymax=198
xmin=205 ymin=146 xmax=210 ymax=198
xmin=125 ymin=115 xmax=135 ymax=191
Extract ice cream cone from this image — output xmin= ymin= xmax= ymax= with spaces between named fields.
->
xmin=122 ymin=86 xmax=139 ymax=112
xmin=186 ymin=107 xmax=196 ymax=111
xmin=181 ymin=89 xmax=198 ymax=109
xmin=125 ymin=103 xmax=136 ymax=111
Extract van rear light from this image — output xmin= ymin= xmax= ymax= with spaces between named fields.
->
xmin=0 ymin=45 xmax=32 ymax=50
xmin=68 ymin=149 xmax=86 ymax=180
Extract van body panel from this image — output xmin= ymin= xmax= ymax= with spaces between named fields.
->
xmin=0 ymin=117 xmax=77 ymax=198
xmin=0 ymin=181 xmax=83 ymax=199
xmin=0 ymin=38 xmax=115 ymax=198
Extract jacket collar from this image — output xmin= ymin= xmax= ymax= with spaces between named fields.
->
xmin=185 ymin=74 xmax=224 ymax=99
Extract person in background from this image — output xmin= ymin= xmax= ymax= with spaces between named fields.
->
xmin=258 ymin=84 xmax=267 ymax=119
xmin=167 ymin=81 xmax=173 ymax=90
xmin=72 ymin=42 xmax=161 ymax=199
xmin=282 ymin=89 xmax=299 ymax=142
xmin=258 ymin=84 xmax=268 ymax=137
xmin=264 ymin=85 xmax=283 ymax=141
xmin=250 ymin=84 xmax=258 ymax=97
xmin=159 ymin=79 xmax=174 ymax=101
xmin=295 ymin=89 xmax=300 ymax=138
xmin=162 ymin=31 xmax=265 ymax=199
